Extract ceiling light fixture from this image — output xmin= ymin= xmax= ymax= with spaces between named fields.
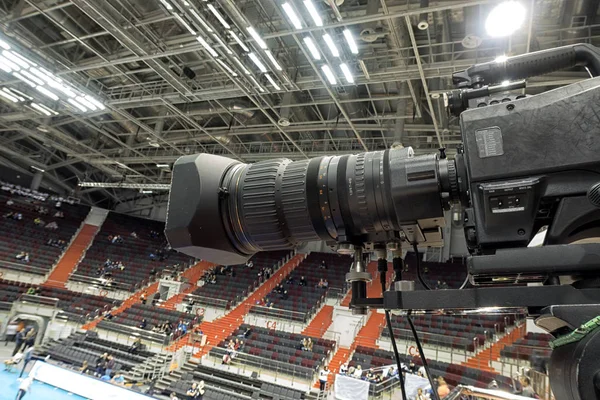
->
xmin=76 ymin=96 xmax=97 ymax=111
xmin=10 ymin=51 xmax=35 ymax=67
xmin=303 ymin=37 xmax=321 ymax=60
xmin=0 ymin=59 xmax=12 ymax=73
xmin=233 ymin=57 xmax=250 ymax=75
xmin=12 ymin=72 xmax=36 ymax=87
xmin=84 ymin=95 xmax=105 ymax=110
xmin=217 ymin=59 xmax=238 ymax=76
xmin=3 ymin=50 xmax=29 ymax=69
xmin=340 ymin=63 xmax=354 ymax=83
xmin=159 ymin=0 xmax=173 ymax=10
xmin=486 ymin=1 xmax=526 ymax=38
xmin=212 ymin=34 xmax=233 ymax=55
xmin=140 ymin=190 xmax=153 ymax=194
xmin=19 ymin=70 xmax=45 ymax=86
xmin=0 ymin=89 xmax=18 ymax=103
xmin=174 ymin=14 xmax=196 ymax=35
xmin=343 ymin=29 xmax=359 ymax=54
xmin=321 ymin=65 xmax=337 ymax=85
xmin=67 ymin=98 xmax=88 ymax=112
xmin=189 ymin=9 xmax=213 ymax=32
xmin=196 ymin=36 xmax=218 ymax=57
xmin=282 ymin=3 xmax=303 ymax=30
xmin=0 ymin=39 xmax=9 ymax=50
xmin=303 ymin=0 xmax=323 ymax=27
xmin=207 ymin=4 xmax=230 ymax=29
xmin=35 ymin=103 xmax=57 ymax=115
xmin=31 ymin=103 xmax=52 ymax=116
xmin=265 ymin=51 xmax=282 ymax=71
xmin=249 ymin=76 xmax=265 ymax=92
xmin=229 ymin=31 xmax=249 ymax=52
xmin=246 ymin=27 xmax=267 ymax=49
xmin=248 ymin=52 xmax=267 ymax=73
xmin=156 ymin=163 xmax=170 ymax=168
xmin=6 ymin=88 xmax=30 ymax=100
xmin=265 ymin=73 xmax=281 ymax=91
xmin=36 ymin=86 xmax=59 ymax=101
xmin=0 ymin=56 xmax=18 ymax=71
xmin=322 ymin=34 xmax=340 ymax=57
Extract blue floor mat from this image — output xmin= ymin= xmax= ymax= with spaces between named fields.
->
xmin=0 ymin=369 xmax=87 ymax=400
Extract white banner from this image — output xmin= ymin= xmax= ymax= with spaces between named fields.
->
xmin=334 ymin=374 xmax=370 ymax=400
xmin=404 ymin=374 xmax=431 ymax=399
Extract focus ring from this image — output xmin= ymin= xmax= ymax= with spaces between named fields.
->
xmin=354 ymin=153 xmax=375 ymax=233
xmin=447 ymin=161 xmax=459 ymax=202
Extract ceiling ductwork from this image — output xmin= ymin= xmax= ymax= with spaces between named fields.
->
xmin=175 ymin=100 xmax=255 ymax=120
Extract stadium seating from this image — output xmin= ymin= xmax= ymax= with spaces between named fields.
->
xmin=41 ymin=331 xmax=155 ymax=372
xmin=209 ymin=324 xmax=336 ymax=380
xmin=249 ymin=252 xmax=352 ymax=322
xmin=163 ymin=363 xmax=306 ymax=400
xmin=105 ymin=303 xmax=201 ymax=332
xmin=0 ymin=193 xmax=90 ymax=275
xmin=190 ymin=251 xmax=291 ymax=309
xmin=381 ymin=314 xmax=516 ymax=352
xmin=71 ymin=212 xmax=195 ymax=291
xmin=500 ymin=332 xmax=552 ymax=361
xmin=402 ymin=252 xmax=468 ymax=290
xmin=350 ymin=346 xmax=513 ymax=390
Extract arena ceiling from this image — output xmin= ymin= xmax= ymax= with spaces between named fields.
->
xmin=0 ymin=0 xmax=597 ymax=209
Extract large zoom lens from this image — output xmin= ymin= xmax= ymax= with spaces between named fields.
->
xmin=165 ymin=148 xmax=458 ymax=265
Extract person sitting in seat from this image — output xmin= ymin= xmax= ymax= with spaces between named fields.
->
xmin=306 ymin=338 xmax=313 ymax=351
xmin=130 ymin=231 xmax=138 ymax=238
xmin=299 ymin=276 xmax=307 ymax=286
xmin=128 ymin=337 xmax=142 ymax=354
xmin=3 ymin=211 xmax=14 ymax=218
xmin=245 ymin=260 xmax=253 ymax=269
xmin=45 ymin=221 xmax=58 ymax=230
xmin=33 ymin=217 xmax=44 ymax=226
xmin=79 ymin=360 xmax=90 ymax=374
xmin=14 ymin=213 xmax=22 ymax=220
xmin=54 ymin=210 xmax=64 ymax=218
xmin=322 ymin=279 xmax=329 ymax=289
xmin=317 ymin=279 xmax=326 ymax=288
xmin=286 ymin=275 xmax=295 ymax=284
xmin=25 ymin=287 xmax=36 ymax=295
xmin=139 ymin=319 xmax=147 ymax=330
xmin=319 ymin=260 xmax=327 ymax=269
xmin=16 ymin=252 xmax=29 ymax=262
xmin=353 ymin=365 xmax=363 ymax=379
xmin=339 ymin=362 xmax=349 ymax=375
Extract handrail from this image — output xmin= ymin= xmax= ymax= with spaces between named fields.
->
xmin=18 ymin=293 xmax=60 ymax=307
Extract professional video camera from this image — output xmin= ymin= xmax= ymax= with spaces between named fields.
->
xmin=165 ymin=44 xmax=600 ymax=399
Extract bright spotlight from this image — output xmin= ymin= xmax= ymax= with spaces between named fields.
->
xmin=485 ymin=1 xmax=526 ymax=38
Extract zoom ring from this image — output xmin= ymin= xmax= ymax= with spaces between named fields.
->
xmin=354 ymin=153 xmax=376 ymax=233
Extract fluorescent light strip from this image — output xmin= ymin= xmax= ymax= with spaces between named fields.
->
xmin=174 ymin=14 xmax=196 ymax=35
xmin=248 ymin=52 xmax=267 ymax=73
xmin=189 ymin=9 xmax=212 ymax=33
xmin=0 ymin=90 xmax=18 ymax=103
xmin=0 ymin=56 xmax=18 ymax=71
xmin=0 ymin=40 xmax=10 ymax=50
xmin=0 ymin=59 xmax=12 ymax=73
xmin=19 ymin=70 xmax=45 ymax=86
xmin=84 ymin=95 xmax=106 ymax=110
xmin=12 ymin=72 xmax=35 ymax=87
xmin=159 ymin=0 xmax=173 ymax=10
xmin=343 ymin=29 xmax=359 ymax=54
xmin=321 ymin=65 xmax=336 ymax=85
xmin=36 ymin=86 xmax=59 ymax=101
xmin=36 ymin=103 xmax=57 ymax=115
xmin=233 ymin=57 xmax=250 ymax=75
xmin=67 ymin=98 xmax=87 ymax=112
xmin=212 ymin=34 xmax=232 ymax=55
xmin=322 ymin=34 xmax=339 ymax=57
xmin=7 ymin=88 xmax=31 ymax=100
xmin=249 ymin=76 xmax=265 ymax=93
xmin=76 ymin=96 xmax=97 ymax=111
xmin=31 ymin=103 xmax=52 ymax=116
xmin=265 ymin=51 xmax=282 ymax=71
xmin=207 ymin=4 xmax=230 ymax=29
xmin=196 ymin=36 xmax=218 ymax=57
xmin=340 ymin=63 xmax=354 ymax=83
xmin=229 ymin=31 xmax=249 ymax=52
xmin=10 ymin=51 xmax=35 ymax=67
xmin=217 ymin=59 xmax=238 ymax=76
xmin=246 ymin=27 xmax=267 ymax=49
xmin=282 ymin=3 xmax=302 ymax=30
xmin=49 ymin=81 xmax=76 ymax=98
xmin=265 ymin=73 xmax=281 ymax=91
xmin=38 ymin=67 xmax=60 ymax=82
xmin=3 ymin=51 xmax=29 ymax=69
xmin=303 ymin=0 xmax=323 ymax=27
xmin=303 ymin=37 xmax=321 ymax=60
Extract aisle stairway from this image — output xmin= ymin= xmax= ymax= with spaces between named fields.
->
xmin=462 ymin=324 xmax=526 ymax=373
xmin=318 ymin=346 xmax=352 ymax=388
xmin=341 ymin=262 xmax=393 ymax=307
xmin=81 ymin=281 xmax=159 ymax=330
xmin=44 ymin=224 xmax=99 ymax=288
xmin=353 ymin=311 xmax=386 ymax=349
xmin=159 ymin=261 xmax=215 ymax=311
xmin=302 ymin=305 xmax=334 ymax=338
xmin=167 ymin=254 xmax=305 ymax=354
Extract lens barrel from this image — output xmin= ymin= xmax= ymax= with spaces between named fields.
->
xmin=166 ymin=148 xmax=457 ymax=265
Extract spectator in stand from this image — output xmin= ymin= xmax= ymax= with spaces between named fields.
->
xmin=187 ymin=382 xmax=205 ymax=400
xmin=25 ymin=287 xmax=36 ymax=295
xmin=317 ymin=279 xmax=326 ymax=288
xmin=33 ymin=217 xmax=44 ymax=226
xmin=286 ymin=275 xmax=295 ymax=284
xmin=22 ymin=328 xmax=35 ymax=351
xmin=319 ymin=260 xmax=327 ymax=269
xmin=139 ymin=319 xmax=147 ymax=330
xmin=519 ymin=376 xmax=538 ymax=398
xmin=353 ymin=365 xmax=363 ymax=379
xmin=45 ymin=221 xmax=58 ymax=230
xmin=339 ymin=362 xmax=349 ymax=375
xmin=365 ymin=368 xmax=376 ymax=381
xmin=245 ymin=260 xmax=253 ymax=269
xmin=6 ymin=198 xmax=13 ymax=206
xmin=128 ymin=337 xmax=142 ymax=354
xmin=318 ymin=365 xmax=330 ymax=391
xmin=16 ymin=252 xmax=29 ymax=262
xmin=130 ymin=231 xmax=138 ymax=239
xmin=141 ymin=292 xmax=147 ymax=305
xmin=53 ymin=210 xmax=64 ymax=218
xmin=437 ymin=377 xmax=450 ymax=398
xmin=105 ymin=355 xmax=115 ymax=376
xmin=79 ymin=360 xmax=90 ymax=374
xmin=299 ymin=276 xmax=307 ymax=286
xmin=111 ymin=373 xmax=126 ymax=386
xmin=185 ymin=300 xmax=195 ymax=314
xmin=306 ymin=338 xmax=313 ymax=351
xmin=95 ymin=353 xmax=108 ymax=377
xmin=416 ymin=388 xmax=430 ymax=400
xmin=170 ymin=392 xmax=179 ymax=400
